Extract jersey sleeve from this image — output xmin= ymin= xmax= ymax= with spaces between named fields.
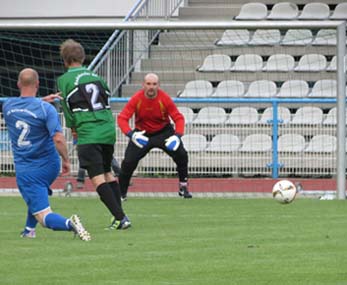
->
xmin=117 ymin=97 xmax=137 ymax=135
xmin=57 ymin=77 xmax=75 ymax=128
xmin=165 ymin=96 xmax=185 ymax=135
xmin=42 ymin=102 xmax=63 ymax=137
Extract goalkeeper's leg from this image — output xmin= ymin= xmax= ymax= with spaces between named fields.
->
xmin=119 ymin=141 xmax=149 ymax=199
xmin=165 ymin=145 xmax=192 ymax=198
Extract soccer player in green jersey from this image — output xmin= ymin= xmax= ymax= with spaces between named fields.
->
xmin=57 ymin=39 xmax=130 ymax=230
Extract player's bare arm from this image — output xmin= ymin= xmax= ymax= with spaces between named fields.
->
xmin=53 ymin=131 xmax=70 ymax=176
xmin=42 ymin=92 xmax=62 ymax=103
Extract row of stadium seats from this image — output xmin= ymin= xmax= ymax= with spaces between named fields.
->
xmin=197 ymin=54 xmax=345 ymax=73
xmin=180 ymin=133 xmax=338 ymax=153
xmin=216 ymin=29 xmax=344 ymax=46
xmin=179 ymin=79 xmax=341 ymax=98
xmin=178 ymin=106 xmax=344 ymax=126
xmin=235 ymin=2 xmax=347 ymax=20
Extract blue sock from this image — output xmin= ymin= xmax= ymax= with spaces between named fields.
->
xmin=25 ymin=210 xmax=38 ymax=230
xmin=43 ymin=213 xmax=73 ymax=231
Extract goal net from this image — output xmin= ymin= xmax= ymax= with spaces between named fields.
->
xmin=0 ymin=21 xmax=345 ymax=198
xmin=0 ymin=30 xmax=113 ymax=98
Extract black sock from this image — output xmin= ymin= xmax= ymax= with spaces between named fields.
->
xmin=96 ymin=183 xmax=124 ymax=220
xmin=119 ymin=175 xmax=130 ymax=198
xmin=108 ymin=181 xmax=122 ymax=205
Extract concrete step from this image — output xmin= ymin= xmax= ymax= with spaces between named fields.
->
xmin=158 ymin=31 xmax=223 ymax=46
xmin=150 ymin=44 xmax=336 ymax=59
xmin=140 ymin=58 xmax=202 ymax=71
xmin=187 ymin=0 xmax=240 ymax=6
xmin=129 ymin=70 xmax=334 ymax=85
xmin=121 ymin=83 xmax=185 ymax=98
xmin=187 ymin=0 xmax=347 ymax=6
xmin=130 ymin=71 xmax=200 ymax=84
xmin=179 ymin=6 xmax=239 ymax=19
xmin=150 ymin=45 xmax=216 ymax=59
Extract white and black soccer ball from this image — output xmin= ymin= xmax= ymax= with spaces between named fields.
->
xmin=272 ymin=180 xmax=297 ymax=204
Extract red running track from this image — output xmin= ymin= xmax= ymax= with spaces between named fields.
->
xmin=0 ymin=177 xmax=338 ymax=193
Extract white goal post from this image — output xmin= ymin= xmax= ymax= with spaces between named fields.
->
xmin=0 ymin=20 xmax=345 ymax=199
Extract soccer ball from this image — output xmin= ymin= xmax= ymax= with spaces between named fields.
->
xmin=272 ymin=180 xmax=297 ymax=204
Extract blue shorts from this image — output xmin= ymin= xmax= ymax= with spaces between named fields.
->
xmin=16 ymin=159 xmax=60 ymax=215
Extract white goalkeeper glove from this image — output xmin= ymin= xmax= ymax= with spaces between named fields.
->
xmin=128 ymin=130 xmax=149 ymax=148
xmin=165 ymin=135 xmax=181 ymax=151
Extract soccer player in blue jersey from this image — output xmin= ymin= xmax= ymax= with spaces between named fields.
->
xmin=3 ymin=68 xmax=91 ymax=241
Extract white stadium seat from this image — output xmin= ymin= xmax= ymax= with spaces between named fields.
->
xmin=197 ymin=54 xmax=232 ymax=72
xmin=305 ymin=135 xmax=337 ymax=153
xmin=206 ymin=134 xmax=241 ymax=152
xmin=278 ymin=134 xmax=306 ymax=152
xmin=281 ymin=29 xmax=313 ymax=46
xmin=235 ymin=2 xmax=268 ymax=20
xmin=263 ymin=54 xmax=295 ymax=72
xmin=277 ymin=80 xmax=310 ymax=98
xmin=244 ymin=80 xmax=277 ymax=97
xmin=326 ymin=55 xmax=347 ymax=72
xmin=177 ymin=106 xmax=195 ymax=125
xmin=330 ymin=3 xmax=347 ymax=19
xmin=259 ymin=106 xmax=291 ymax=124
xmin=181 ymin=134 xmax=207 ymax=152
xmin=230 ymin=54 xmax=263 ymax=72
xmin=308 ymin=79 xmax=337 ymax=98
xmin=193 ymin=107 xmax=227 ymax=125
xmin=213 ymin=80 xmax=245 ymax=97
xmin=226 ymin=106 xmax=259 ymax=125
xmin=267 ymin=2 xmax=299 ymax=19
xmin=291 ymin=106 xmax=323 ymax=125
xmin=179 ymin=80 xmax=214 ymax=97
xmin=240 ymin=134 xmax=272 ymax=152
xmin=323 ymin=107 xmax=347 ymax=125
xmin=215 ymin=29 xmax=250 ymax=46
xmin=294 ymin=54 xmax=327 ymax=72
xmin=298 ymin=3 xmax=330 ymax=20
xmin=248 ymin=29 xmax=281 ymax=45
xmin=312 ymin=29 xmax=338 ymax=46
xmin=326 ymin=56 xmax=337 ymax=71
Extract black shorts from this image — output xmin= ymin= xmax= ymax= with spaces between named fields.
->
xmin=77 ymin=144 xmax=114 ymax=179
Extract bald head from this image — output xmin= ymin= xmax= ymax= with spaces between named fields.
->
xmin=18 ymin=68 xmax=39 ymax=87
xmin=143 ymin=73 xmax=160 ymax=99
xmin=144 ymin=73 xmax=159 ymax=83
xmin=17 ymin=68 xmax=39 ymax=97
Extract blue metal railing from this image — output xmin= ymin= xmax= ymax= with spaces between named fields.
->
xmin=0 ymin=96 xmax=340 ymax=178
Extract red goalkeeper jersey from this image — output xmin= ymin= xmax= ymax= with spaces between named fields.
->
xmin=117 ymin=89 xmax=185 ymax=135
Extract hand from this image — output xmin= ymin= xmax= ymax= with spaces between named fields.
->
xmin=71 ymin=129 xmax=78 ymax=145
xmin=42 ymin=92 xmax=62 ymax=103
xmin=165 ymin=135 xmax=181 ymax=151
xmin=61 ymin=160 xmax=71 ymax=176
xmin=129 ymin=130 xmax=149 ymax=148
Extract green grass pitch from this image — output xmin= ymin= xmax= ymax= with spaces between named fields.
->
xmin=1 ymin=196 xmax=347 ymax=285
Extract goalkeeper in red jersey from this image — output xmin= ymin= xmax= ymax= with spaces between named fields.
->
xmin=117 ymin=73 xmax=192 ymax=199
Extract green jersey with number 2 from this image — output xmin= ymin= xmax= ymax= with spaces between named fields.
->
xmin=58 ymin=66 xmax=116 ymax=145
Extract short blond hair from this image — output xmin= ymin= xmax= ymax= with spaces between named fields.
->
xmin=60 ymin=39 xmax=85 ymax=65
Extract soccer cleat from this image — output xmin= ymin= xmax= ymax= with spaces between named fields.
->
xmin=20 ymin=228 xmax=36 ymax=238
xmin=106 ymin=215 xmax=131 ymax=230
xmin=178 ymin=186 xmax=192 ymax=199
xmin=121 ymin=195 xmax=127 ymax=202
xmin=69 ymin=215 xmax=91 ymax=241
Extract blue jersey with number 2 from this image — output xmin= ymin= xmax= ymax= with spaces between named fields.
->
xmin=3 ymin=97 xmax=62 ymax=172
